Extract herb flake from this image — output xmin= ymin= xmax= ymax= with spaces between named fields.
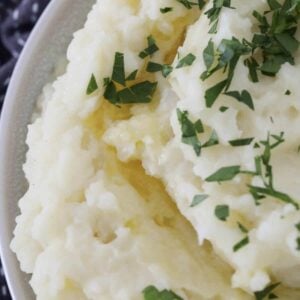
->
xmin=143 ymin=285 xmax=183 ymax=300
xmin=86 ymin=74 xmax=98 ymax=95
xmin=191 ymin=194 xmax=209 ymax=207
xmin=215 ymin=205 xmax=230 ymax=221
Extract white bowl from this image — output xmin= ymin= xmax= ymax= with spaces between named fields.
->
xmin=0 ymin=0 xmax=94 ymax=298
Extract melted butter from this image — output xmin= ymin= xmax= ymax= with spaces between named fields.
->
xmin=84 ymin=98 xmax=131 ymax=138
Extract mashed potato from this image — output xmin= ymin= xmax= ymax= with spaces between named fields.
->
xmin=11 ymin=0 xmax=300 ymax=299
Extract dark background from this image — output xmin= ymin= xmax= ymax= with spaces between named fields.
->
xmin=0 ymin=0 xmax=50 ymax=298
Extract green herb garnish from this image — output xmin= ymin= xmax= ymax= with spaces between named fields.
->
xmin=126 ymin=70 xmax=138 ymax=81
xmin=297 ymin=237 xmax=300 ymax=250
xmin=233 ymin=236 xmax=249 ymax=252
xmin=191 ymin=194 xmax=209 ymax=207
xmin=205 ymin=0 xmax=233 ymax=33
xmin=254 ymin=282 xmax=280 ymax=300
xmin=103 ymin=52 xmax=157 ymax=105
xmin=248 ymin=133 xmax=299 ymax=209
xmin=295 ymin=222 xmax=300 ymax=231
xmin=202 ymin=130 xmax=219 ymax=148
xmin=175 ymin=0 xmax=205 ymax=10
xmin=201 ymin=38 xmax=252 ymax=107
xmin=177 ymin=109 xmax=203 ymax=156
xmin=229 ymin=137 xmax=254 ymax=147
xmin=143 ymin=285 xmax=183 ymax=300
xmin=224 ymin=90 xmax=254 ymax=110
xmin=219 ymin=106 xmax=229 ymax=112
xmin=112 ymin=52 xmax=126 ymax=86
xmin=139 ymin=36 xmax=159 ymax=59
xmin=215 ymin=205 xmax=230 ymax=221
xmin=205 ymin=165 xmax=241 ymax=182
xmin=285 ymin=89 xmax=291 ymax=95
xmin=86 ymin=74 xmax=98 ymax=95
xmin=238 ymin=222 xmax=248 ymax=233
xmin=176 ymin=53 xmax=196 ymax=68
xmin=160 ymin=7 xmax=173 ymax=13
xmin=146 ymin=62 xmax=173 ymax=78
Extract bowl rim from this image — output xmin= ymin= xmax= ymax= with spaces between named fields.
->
xmin=0 ymin=0 xmax=72 ymax=298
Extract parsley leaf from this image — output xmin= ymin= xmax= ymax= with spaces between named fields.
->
xmin=126 ymin=70 xmax=138 ymax=81
xmin=175 ymin=0 xmax=205 ymax=10
xmin=233 ymin=236 xmax=249 ymax=252
xmin=202 ymin=130 xmax=219 ymax=148
xmin=146 ymin=62 xmax=173 ymax=78
xmin=285 ymin=89 xmax=291 ymax=95
xmin=205 ymin=165 xmax=241 ymax=182
xmin=203 ymin=39 xmax=215 ymax=70
xmin=176 ymin=53 xmax=196 ymax=68
xmin=248 ymin=132 xmax=299 ymax=209
xmin=248 ymin=2 xmax=300 ymax=79
xmin=86 ymin=74 xmax=98 ymax=95
xmin=295 ymin=222 xmax=300 ymax=231
xmin=191 ymin=194 xmax=209 ymax=207
xmin=205 ymin=79 xmax=228 ymax=108
xmin=296 ymin=237 xmax=300 ymax=250
xmin=147 ymin=62 xmax=163 ymax=73
xmin=205 ymin=0 xmax=233 ymax=33
xmin=225 ymin=90 xmax=254 ymax=110
xmin=118 ymin=81 xmax=157 ymax=104
xmin=177 ymin=109 xmax=202 ymax=156
xmin=219 ymin=106 xmax=229 ymax=112
xmin=201 ymin=38 xmax=252 ymax=107
xmin=238 ymin=222 xmax=248 ymax=233
xmin=254 ymin=283 xmax=280 ymax=300
xmin=112 ymin=52 xmax=126 ymax=86
xmin=143 ymin=285 xmax=183 ymax=300
xmin=215 ymin=205 xmax=230 ymax=221
xmin=160 ymin=7 xmax=173 ymax=13
xmin=103 ymin=52 xmax=158 ymax=105
xmin=139 ymin=36 xmax=159 ymax=59
xmin=229 ymin=137 xmax=254 ymax=147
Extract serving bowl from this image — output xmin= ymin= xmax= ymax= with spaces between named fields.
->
xmin=0 ymin=0 xmax=94 ymax=298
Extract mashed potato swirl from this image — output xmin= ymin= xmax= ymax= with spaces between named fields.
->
xmin=12 ymin=0 xmax=300 ymax=299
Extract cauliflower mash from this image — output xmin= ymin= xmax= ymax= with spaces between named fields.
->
xmin=11 ymin=0 xmax=300 ymax=299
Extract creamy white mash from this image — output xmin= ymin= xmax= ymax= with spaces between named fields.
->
xmin=11 ymin=0 xmax=300 ymax=299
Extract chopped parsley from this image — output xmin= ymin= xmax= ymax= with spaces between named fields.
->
xmin=175 ymin=0 xmax=205 ymax=10
xmin=177 ymin=109 xmax=203 ymax=156
xmin=297 ymin=237 xmax=300 ymax=250
xmin=248 ymin=132 xmax=299 ymax=209
xmin=112 ymin=52 xmax=126 ymax=86
xmin=295 ymin=222 xmax=300 ymax=231
xmin=143 ymin=285 xmax=183 ymax=300
xmin=201 ymin=38 xmax=252 ymax=107
xmin=202 ymin=130 xmax=219 ymax=148
xmin=285 ymin=89 xmax=291 ymax=95
xmin=103 ymin=52 xmax=157 ymax=105
xmin=139 ymin=36 xmax=159 ymax=59
xmin=233 ymin=236 xmax=249 ymax=252
xmin=219 ymin=106 xmax=229 ymax=112
xmin=191 ymin=194 xmax=209 ymax=207
xmin=229 ymin=137 xmax=254 ymax=147
xmin=205 ymin=165 xmax=241 ymax=182
xmin=205 ymin=0 xmax=233 ymax=33
xmin=86 ymin=74 xmax=98 ymax=95
xmin=176 ymin=53 xmax=196 ymax=68
xmin=160 ymin=7 xmax=173 ymax=14
xmin=177 ymin=109 xmax=219 ymax=155
xmin=248 ymin=1 xmax=300 ymax=78
xmin=254 ymin=282 xmax=280 ymax=300
xmin=224 ymin=90 xmax=254 ymax=110
xmin=215 ymin=205 xmax=229 ymax=221
xmin=126 ymin=69 xmax=138 ymax=81
xmin=238 ymin=222 xmax=248 ymax=233
xmin=146 ymin=62 xmax=173 ymax=78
